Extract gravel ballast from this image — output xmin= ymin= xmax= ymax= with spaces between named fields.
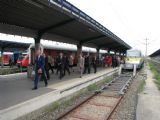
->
xmin=110 ymin=73 xmax=145 ymax=120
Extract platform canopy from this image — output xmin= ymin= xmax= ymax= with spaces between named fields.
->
xmin=0 ymin=40 xmax=30 ymax=52
xmin=149 ymin=49 xmax=160 ymax=57
xmin=0 ymin=0 xmax=131 ymax=53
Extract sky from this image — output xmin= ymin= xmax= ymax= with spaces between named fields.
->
xmin=1 ymin=0 xmax=160 ymax=55
xmin=67 ymin=0 xmax=160 ymax=55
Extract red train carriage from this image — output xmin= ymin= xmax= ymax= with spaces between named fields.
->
xmin=2 ymin=53 xmax=12 ymax=65
xmin=21 ymin=43 xmax=107 ymax=68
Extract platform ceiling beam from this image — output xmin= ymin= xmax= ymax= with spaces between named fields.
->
xmin=35 ymin=18 xmax=76 ymax=41
xmin=80 ymin=35 xmax=106 ymax=44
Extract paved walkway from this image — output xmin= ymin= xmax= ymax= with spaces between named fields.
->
xmin=0 ymin=67 xmax=114 ymax=110
xmin=136 ymin=66 xmax=160 ymax=120
xmin=0 ymin=67 xmax=118 ymax=120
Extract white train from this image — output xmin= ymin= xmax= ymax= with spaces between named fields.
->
xmin=123 ymin=49 xmax=144 ymax=70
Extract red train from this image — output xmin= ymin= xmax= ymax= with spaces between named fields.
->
xmin=2 ymin=53 xmax=13 ymax=65
xmin=20 ymin=43 xmax=107 ymax=67
xmin=17 ymin=53 xmax=28 ymax=67
xmin=0 ymin=52 xmax=26 ymax=66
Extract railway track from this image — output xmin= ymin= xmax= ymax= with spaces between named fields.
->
xmin=56 ymin=72 xmax=134 ymax=120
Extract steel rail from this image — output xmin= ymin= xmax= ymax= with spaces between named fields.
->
xmin=56 ymin=72 xmax=137 ymax=120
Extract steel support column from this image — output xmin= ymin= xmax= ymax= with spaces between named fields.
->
xmin=96 ymin=48 xmax=100 ymax=58
xmin=28 ymin=37 xmax=41 ymax=78
xmin=34 ymin=37 xmax=41 ymax=51
xmin=96 ymin=48 xmax=100 ymax=64
xmin=114 ymin=51 xmax=117 ymax=55
xmin=96 ymin=48 xmax=100 ymax=55
xmin=77 ymin=43 xmax=82 ymax=58
xmin=108 ymin=49 xmax=111 ymax=55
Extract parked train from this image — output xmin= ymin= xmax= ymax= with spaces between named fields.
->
xmin=20 ymin=43 xmax=107 ymax=67
xmin=0 ymin=52 xmax=25 ymax=66
xmin=123 ymin=49 xmax=144 ymax=70
xmin=16 ymin=53 xmax=28 ymax=67
xmin=1 ymin=52 xmax=12 ymax=65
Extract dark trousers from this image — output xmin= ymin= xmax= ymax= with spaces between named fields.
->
xmin=69 ymin=65 xmax=74 ymax=72
xmin=57 ymin=66 xmax=64 ymax=79
xmin=34 ymin=71 xmax=48 ymax=89
xmin=64 ymin=66 xmax=70 ymax=76
xmin=83 ymin=65 xmax=90 ymax=74
xmin=112 ymin=61 xmax=117 ymax=68
xmin=60 ymin=68 xmax=63 ymax=79
xmin=45 ymin=69 xmax=50 ymax=80
xmin=56 ymin=67 xmax=59 ymax=74
xmin=48 ymin=63 xmax=54 ymax=73
xmin=93 ymin=64 xmax=97 ymax=73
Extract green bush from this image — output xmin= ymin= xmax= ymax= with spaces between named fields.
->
xmin=138 ymin=80 xmax=146 ymax=93
xmin=87 ymin=84 xmax=98 ymax=91
xmin=0 ymin=67 xmax=27 ymax=75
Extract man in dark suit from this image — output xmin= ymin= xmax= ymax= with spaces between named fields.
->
xmin=83 ymin=54 xmax=91 ymax=74
xmin=112 ymin=55 xmax=117 ymax=68
xmin=57 ymin=52 xmax=65 ymax=79
xmin=32 ymin=50 xmax=48 ymax=90
xmin=63 ymin=55 xmax=70 ymax=76
xmin=92 ymin=55 xmax=98 ymax=73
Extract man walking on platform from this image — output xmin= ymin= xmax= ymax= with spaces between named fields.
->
xmin=32 ymin=50 xmax=48 ymax=90
xmin=112 ymin=55 xmax=117 ymax=68
xmin=63 ymin=55 xmax=70 ymax=76
xmin=83 ymin=54 xmax=91 ymax=74
xmin=78 ymin=53 xmax=84 ymax=78
xmin=92 ymin=55 xmax=97 ymax=73
xmin=69 ymin=55 xmax=74 ymax=72
xmin=43 ymin=53 xmax=50 ymax=80
xmin=48 ymin=55 xmax=54 ymax=73
xmin=57 ymin=52 xmax=64 ymax=79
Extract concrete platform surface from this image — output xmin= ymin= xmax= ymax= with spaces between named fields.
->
xmin=0 ymin=67 xmax=117 ymax=120
xmin=136 ymin=67 xmax=160 ymax=120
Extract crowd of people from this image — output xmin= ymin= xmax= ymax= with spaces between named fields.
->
xmin=32 ymin=50 xmax=73 ymax=90
xmin=32 ymin=50 xmax=125 ymax=90
xmin=100 ymin=55 xmax=125 ymax=68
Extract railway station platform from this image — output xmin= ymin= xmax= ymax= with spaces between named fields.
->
xmin=0 ymin=67 xmax=118 ymax=120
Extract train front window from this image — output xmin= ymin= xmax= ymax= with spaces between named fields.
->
xmin=18 ymin=56 xmax=24 ymax=60
xmin=127 ymin=51 xmax=141 ymax=57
